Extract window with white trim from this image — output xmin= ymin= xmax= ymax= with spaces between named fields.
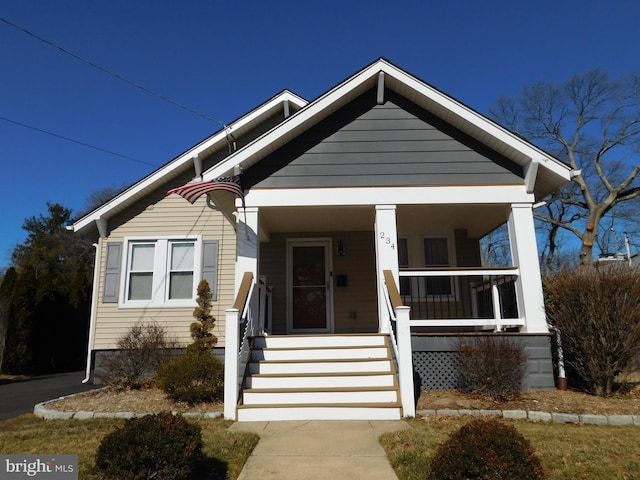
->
xmin=128 ymin=242 xmax=156 ymax=300
xmin=119 ymin=237 xmax=206 ymax=308
xmin=168 ymin=241 xmax=195 ymax=299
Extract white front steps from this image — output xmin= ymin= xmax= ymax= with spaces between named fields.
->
xmin=236 ymin=334 xmax=402 ymax=421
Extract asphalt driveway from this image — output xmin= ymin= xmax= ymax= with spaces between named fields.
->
xmin=0 ymin=370 xmax=98 ymax=420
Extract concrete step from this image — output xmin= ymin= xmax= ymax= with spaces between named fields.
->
xmin=242 ymin=386 xmax=399 ymax=405
xmin=246 ymin=372 xmax=397 ymax=389
xmin=236 ymin=403 xmax=403 ymax=422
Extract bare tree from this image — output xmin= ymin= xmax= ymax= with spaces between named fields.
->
xmin=492 ymin=68 xmax=640 ymax=265
xmin=75 ymin=183 xmax=129 ymax=220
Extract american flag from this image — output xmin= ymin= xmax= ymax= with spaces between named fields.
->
xmin=168 ymin=176 xmax=244 ymax=204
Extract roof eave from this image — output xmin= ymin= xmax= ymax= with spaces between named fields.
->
xmin=72 ymin=90 xmax=307 ymax=236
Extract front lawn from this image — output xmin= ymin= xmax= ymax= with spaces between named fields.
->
xmin=0 ymin=415 xmax=259 ymax=479
xmin=380 ymin=416 xmax=640 ymax=480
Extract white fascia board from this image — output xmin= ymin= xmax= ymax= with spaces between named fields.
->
xmin=73 ymin=91 xmax=308 ymax=234
xmin=386 ymin=66 xmax=572 ymax=181
xmin=242 ymin=185 xmax=534 ymax=208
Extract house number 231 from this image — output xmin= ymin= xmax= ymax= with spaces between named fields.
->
xmin=379 ymin=232 xmax=395 ymax=249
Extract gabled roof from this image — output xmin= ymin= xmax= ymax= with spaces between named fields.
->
xmin=201 ymin=58 xmax=571 ymax=197
xmin=73 ymin=58 xmax=573 ymax=237
xmin=73 ymin=90 xmax=307 ymax=236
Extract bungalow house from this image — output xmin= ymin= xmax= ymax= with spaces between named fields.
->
xmin=72 ymin=58 xmax=573 ymax=421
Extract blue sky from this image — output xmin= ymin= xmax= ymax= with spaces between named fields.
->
xmin=1 ymin=0 xmax=639 ymax=268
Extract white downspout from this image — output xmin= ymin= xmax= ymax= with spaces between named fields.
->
xmin=82 ymin=241 xmax=101 ymax=383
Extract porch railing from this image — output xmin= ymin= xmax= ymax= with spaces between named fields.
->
xmin=224 ymin=272 xmax=255 ymax=420
xmin=398 ymin=267 xmax=523 ymax=330
xmin=382 ymin=270 xmax=415 ymax=417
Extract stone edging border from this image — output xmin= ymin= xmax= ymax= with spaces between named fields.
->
xmin=33 ymin=394 xmax=223 ymax=420
xmin=32 ymin=395 xmax=640 ymax=426
xmin=416 ymin=408 xmax=640 ymax=426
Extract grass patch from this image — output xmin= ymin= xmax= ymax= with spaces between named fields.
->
xmin=0 ymin=415 xmax=259 ymax=479
xmin=380 ymin=417 xmax=640 ymax=480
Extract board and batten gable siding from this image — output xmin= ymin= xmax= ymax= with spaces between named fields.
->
xmin=92 ymin=194 xmax=236 ymax=349
xmin=244 ymin=90 xmax=524 ymax=189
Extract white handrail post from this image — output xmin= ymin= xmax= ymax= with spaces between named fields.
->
xmin=396 ymin=306 xmax=415 ymax=417
xmin=491 ymin=279 xmax=502 ymax=332
xmin=224 ymin=308 xmax=240 ymax=420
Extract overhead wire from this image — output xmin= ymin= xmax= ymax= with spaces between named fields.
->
xmin=0 ymin=115 xmax=157 ymax=167
xmin=0 ymin=16 xmax=227 ymax=127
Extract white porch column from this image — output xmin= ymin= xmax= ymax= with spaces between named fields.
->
xmin=508 ymin=204 xmax=547 ymax=333
xmin=223 ymin=307 xmax=240 ymax=420
xmin=235 ymin=207 xmax=259 ymax=292
xmin=374 ymin=205 xmax=399 ymax=333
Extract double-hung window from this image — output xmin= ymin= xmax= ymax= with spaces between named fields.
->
xmin=114 ymin=237 xmax=206 ymax=307
xmin=168 ymin=241 xmax=195 ymax=300
xmin=128 ymin=243 xmax=156 ymax=300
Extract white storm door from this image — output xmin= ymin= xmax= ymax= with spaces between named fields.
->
xmin=287 ymin=239 xmax=332 ymax=333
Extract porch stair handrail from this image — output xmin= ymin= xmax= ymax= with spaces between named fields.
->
xmin=382 ymin=270 xmax=415 ymax=417
xmin=224 ymin=271 xmax=256 ymax=420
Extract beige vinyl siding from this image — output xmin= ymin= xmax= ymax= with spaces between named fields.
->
xmin=259 ymin=231 xmax=377 ymax=334
xmin=93 ymin=194 xmax=236 ymax=349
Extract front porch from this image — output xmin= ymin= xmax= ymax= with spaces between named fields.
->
xmin=223 ymin=200 xmax=549 ymax=421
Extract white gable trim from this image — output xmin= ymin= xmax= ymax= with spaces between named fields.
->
xmin=202 ymin=59 xmax=571 ymax=185
xmin=72 ymin=91 xmax=307 ymax=235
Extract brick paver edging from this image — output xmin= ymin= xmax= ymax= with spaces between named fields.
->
xmin=33 ymin=394 xmax=223 ymax=420
xmin=417 ymin=409 xmax=640 ymax=426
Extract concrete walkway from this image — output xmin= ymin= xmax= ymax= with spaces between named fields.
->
xmin=229 ymin=420 xmax=410 ymax=480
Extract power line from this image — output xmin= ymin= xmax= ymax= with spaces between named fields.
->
xmin=0 ymin=115 xmax=157 ymax=167
xmin=0 ymin=16 xmax=227 ymax=127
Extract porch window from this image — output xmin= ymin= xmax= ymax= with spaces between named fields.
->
xmin=423 ymin=237 xmax=453 ymax=296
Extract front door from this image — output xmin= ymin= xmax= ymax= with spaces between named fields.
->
xmin=287 ymin=239 xmax=332 ymax=333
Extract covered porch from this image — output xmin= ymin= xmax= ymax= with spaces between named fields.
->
xmin=224 ymin=195 xmax=546 ymax=420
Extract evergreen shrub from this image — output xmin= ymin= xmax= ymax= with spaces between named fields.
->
xmin=94 ymin=412 xmax=203 ymax=480
xmin=429 ymin=418 xmax=545 ymax=480
xmin=155 ymin=351 xmax=224 ymax=403
xmin=155 ymin=280 xmax=223 ymax=403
